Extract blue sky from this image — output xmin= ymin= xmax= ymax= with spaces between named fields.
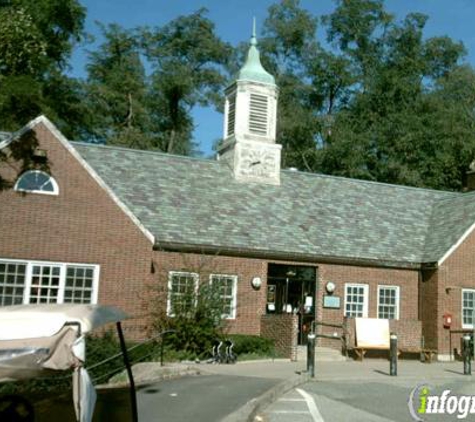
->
xmin=70 ymin=0 xmax=475 ymax=155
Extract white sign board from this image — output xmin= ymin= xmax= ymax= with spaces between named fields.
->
xmin=355 ymin=318 xmax=390 ymax=349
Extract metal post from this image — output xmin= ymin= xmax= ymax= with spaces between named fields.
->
xmin=420 ymin=336 xmax=425 ymax=363
xmin=160 ymin=336 xmax=165 ymax=367
xmin=390 ymin=332 xmax=398 ymax=376
xmin=463 ymin=334 xmax=471 ymax=375
xmin=307 ymin=333 xmax=316 ymax=378
xmin=116 ymin=322 xmax=139 ymax=422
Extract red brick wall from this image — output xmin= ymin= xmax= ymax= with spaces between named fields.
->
xmin=316 ymin=264 xmax=420 ymax=349
xmin=437 ymin=230 xmax=475 ymax=356
xmin=420 ymin=269 xmax=439 ymax=350
xmin=0 ymin=120 xmax=429 ymax=354
xmin=0 ymin=122 xmax=154 ymax=337
xmin=261 ymin=314 xmax=298 ymax=360
xmin=150 ymin=251 xmax=267 ymax=335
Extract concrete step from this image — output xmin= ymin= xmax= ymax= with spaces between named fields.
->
xmin=296 ymin=345 xmax=347 ymax=362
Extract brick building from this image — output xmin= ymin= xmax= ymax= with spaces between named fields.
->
xmin=2 ymin=33 xmax=475 ymax=361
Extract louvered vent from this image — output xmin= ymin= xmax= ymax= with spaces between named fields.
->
xmin=226 ymin=94 xmax=236 ymax=137
xmin=249 ymin=94 xmax=268 ymax=135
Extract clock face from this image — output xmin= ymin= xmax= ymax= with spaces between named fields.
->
xmin=240 ymin=148 xmax=277 ymax=178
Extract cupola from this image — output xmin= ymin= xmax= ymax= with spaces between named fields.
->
xmin=218 ymin=21 xmax=281 ymax=185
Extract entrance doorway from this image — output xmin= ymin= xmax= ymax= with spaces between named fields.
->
xmin=266 ymin=264 xmax=317 ymax=345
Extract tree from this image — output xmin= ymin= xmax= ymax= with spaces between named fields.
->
xmin=148 ymin=254 xmax=237 ymax=358
xmin=84 ymin=23 xmax=152 ymax=148
xmin=0 ymin=0 xmax=87 ymax=138
xmin=256 ymin=0 xmax=475 ymax=191
xmin=140 ymin=8 xmax=232 ymax=155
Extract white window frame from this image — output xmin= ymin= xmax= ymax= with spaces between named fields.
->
xmin=0 ymin=258 xmax=99 ymax=305
xmin=14 ymin=170 xmax=59 ymax=195
xmin=209 ymin=274 xmax=238 ymax=320
xmin=462 ymin=289 xmax=475 ymax=329
xmin=344 ymin=283 xmax=369 ymax=318
xmin=167 ymin=271 xmax=199 ymax=317
xmin=377 ymin=285 xmax=400 ymax=320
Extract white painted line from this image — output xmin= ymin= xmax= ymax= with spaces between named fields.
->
xmin=278 ymin=398 xmax=306 ymax=402
xmin=296 ymin=388 xmax=325 ymax=422
xmin=271 ymin=410 xmax=310 ymax=414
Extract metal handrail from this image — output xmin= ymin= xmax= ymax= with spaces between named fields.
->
xmin=85 ymin=329 xmax=176 ymax=373
xmin=314 ymin=319 xmax=349 ymax=356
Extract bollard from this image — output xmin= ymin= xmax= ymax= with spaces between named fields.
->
xmin=463 ymin=334 xmax=471 ymax=375
xmin=390 ymin=332 xmax=398 ymax=376
xmin=307 ymin=333 xmax=316 ymax=378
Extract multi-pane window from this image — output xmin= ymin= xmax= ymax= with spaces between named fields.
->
xmin=0 ymin=259 xmax=98 ymax=306
xmin=29 ymin=264 xmax=62 ymax=303
xmin=0 ymin=262 xmax=27 ymax=306
xmin=377 ymin=286 xmax=400 ymax=320
xmin=64 ymin=266 xmax=95 ymax=304
xmin=14 ymin=170 xmax=59 ymax=195
xmin=462 ymin=289 xmax=475 ymax=328
xmin=210 ymin=274 xmax=238 ymax=319
xmin=249 ymin=93 xmax=268 ymax=135
xmin=344 ymin=284 xmax=369 ymax=318
xmin=167 ymin=272 xmax=198 ymax=316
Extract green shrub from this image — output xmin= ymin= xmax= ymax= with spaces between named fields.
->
xmin=228 ymin=335 xmax=275 ymax=356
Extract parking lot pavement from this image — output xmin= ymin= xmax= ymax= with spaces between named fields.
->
xmin=258 ymin=360 xmax=475 ymax=422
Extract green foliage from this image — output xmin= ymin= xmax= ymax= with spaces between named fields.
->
xmin=228 ymin=334 xmax=275 ymax=356
xmin=140 ymin=8 xmax=232 ymax=155
xmin=84 ymin=23 xmax=151 ymax=147
xmin=253 ymin=0 xmax=475 ymax=191
xmin=0 ymin=0 xmax=87 ymax=136
xmin=151 ymin=282 xmax=231 ymax=358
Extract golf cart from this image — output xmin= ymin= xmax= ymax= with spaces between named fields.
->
xmin=0 ymin=304 xmax=138 ymax=422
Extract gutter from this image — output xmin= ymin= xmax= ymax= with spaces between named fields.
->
xmin=153 ymin=241 xmax=424 ymax=270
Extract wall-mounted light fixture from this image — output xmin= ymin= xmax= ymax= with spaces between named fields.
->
xmin=325 ymin=281 xmax=336 ymax=295
xmin=251 ymin=276 xmax=262 ymax=290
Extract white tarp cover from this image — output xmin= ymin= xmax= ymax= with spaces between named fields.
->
xmin=73 ymin=367 xmax=97 ymax=422
xmin=0 ymin=304 xmax=128 ymax=340
xmin=355 ymin=317 xmax=390 ymax=349
xmin=0 ymin=305 xmax=128 ymax=422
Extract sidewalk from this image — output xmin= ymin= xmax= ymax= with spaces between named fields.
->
xmin=202 ymin=358 xmax=475 ymax=421
xmin=200 ymin=358 xmax=475 ymax=382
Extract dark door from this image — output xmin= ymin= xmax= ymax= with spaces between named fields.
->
xmin=266 ymin=264 xmax=317 ymax=345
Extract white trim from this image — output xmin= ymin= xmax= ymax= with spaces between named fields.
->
xmin=377 ymin=285 xmax=400 ymax=320
xmin=461 ymin=288 xmax=475 ymax=329
xmin=344 ymin=283 xmax=369 ymax=318
xmin=167 ymin=271 xmax=199 ymax=317
xmin=14 ymin=169 xmax=59 ymax=195
xmin=0 ymin=257 xmax=100 ymax=305
xmin=10 ymin=116 xmax=155 ymax=244
xmin=209 ymin=273 xmax=238 ymax=320
xmin=438 ymin=221 xmax=475 ymax=266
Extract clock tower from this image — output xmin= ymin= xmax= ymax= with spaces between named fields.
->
xmin=217 ymin=23 xmax=281 ymax=185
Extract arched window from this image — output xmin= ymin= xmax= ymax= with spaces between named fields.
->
xmin=14 ymin=170 xmax=59 ymax=195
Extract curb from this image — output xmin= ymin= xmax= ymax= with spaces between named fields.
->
xmin=221 ymin=372 xmax=309 ymax=422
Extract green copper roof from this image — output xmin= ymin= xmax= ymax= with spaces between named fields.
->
xmin=237 ymin=26 xmax=275 ymax=86
xmin=72 ymin=142 xmax=473 ymax=267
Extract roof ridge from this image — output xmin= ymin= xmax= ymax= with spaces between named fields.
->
xmin=73 ymin=141 xmax=464 ymax=196
xmin=71 ymin=141 xmax=218 ymax=164
xmin=282 ymin=168 xmax=460 ymax=196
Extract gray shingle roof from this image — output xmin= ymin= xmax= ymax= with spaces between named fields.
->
xmin=73 ymin=142 xmax=473 ymax=267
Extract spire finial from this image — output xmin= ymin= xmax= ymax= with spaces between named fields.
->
xmin=250 ymin=17 xmax=257 ymax=46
